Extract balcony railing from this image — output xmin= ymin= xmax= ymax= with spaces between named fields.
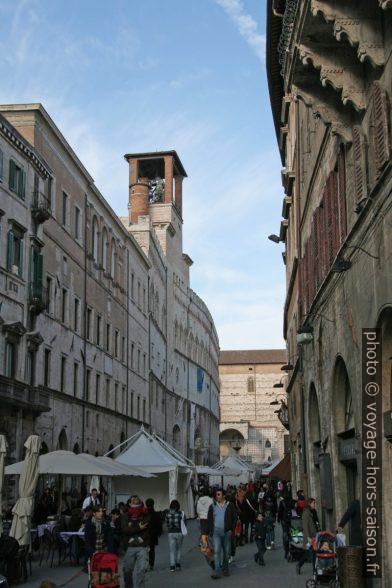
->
xmin=31 ymin=191 xmax=51 ymax=222
xmin=0 ymin=375 xmax=50 ymax=413
xmin=28 ymin=282 xmax=48 ymax=314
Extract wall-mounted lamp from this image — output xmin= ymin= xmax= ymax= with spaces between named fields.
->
xmin=281 ymin=363 xmax=293 ymax=371
xmin=268 ymin=234 xmax=281 ymax=244
xmin=331 ymin=259 xmax=352 ymax=272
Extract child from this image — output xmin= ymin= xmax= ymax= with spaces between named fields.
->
xmin=253 ymin=513 xmax=267 ymax=566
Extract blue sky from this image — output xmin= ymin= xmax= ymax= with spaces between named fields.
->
xmin=0 ymin=0 xmax=286 ymax=350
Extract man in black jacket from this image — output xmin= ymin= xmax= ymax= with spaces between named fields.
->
xmin=84 ymin=507 xmax=114 ymax=560
xmin=207 ymin=488 xmax=238 ymax=580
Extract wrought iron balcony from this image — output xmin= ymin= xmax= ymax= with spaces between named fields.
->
xmin=31 ymin=191 xmax=51 ymax=223
xmin=0 ymin=375 xmax=50 ymax=413
xmin=28 ymin=282 xmax=48 ymax=314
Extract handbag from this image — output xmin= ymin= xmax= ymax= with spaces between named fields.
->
xmin=180 ymin=512 xmax=187 ymax=536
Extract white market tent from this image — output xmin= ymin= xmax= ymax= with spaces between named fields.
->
xmin=209 ymin=455 xmax=256 ymax=487
xmin=5 ymin=450 xmax=154 ymax=478
xmin=112 ymin=429 xmax=195 ymax=517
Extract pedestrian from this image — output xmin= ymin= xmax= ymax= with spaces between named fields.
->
xmin=145 ymin=498 xmax=162 ymax=570
xmin=261 ymin=487 xmax=277 ymax=549
xmin=165 ymin=499 xmax=186 ymax=572
xmin=121 ymin=502 xmax=150 ymax=587
xmin=277 ymin=494 xmax=292 ymax=559
xmin=295 ymin=489 xmax=306 ymax=516
xmin=196 ymin=488 xmax=213 ymax=535
xmin=84 ymin=506 xmax=114 ymax=560
xmin=207 ymin=488 xmax=238 ymax=580
xmin=296 ymin=498 xmax=318 ymax=575
xmin=82 ymin=488 xmax=100 ymax=511
xmin=337 ymin=498 xmax=362 ymax=546
xmin=253 ymin=512 xmax=267 ymax=566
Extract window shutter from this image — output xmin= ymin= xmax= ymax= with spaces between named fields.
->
xmin=371 ymin=81 xmax=390 ymax=179
xmin=337 ymin=148 xmax=347 ymax=244
xmin=319 ymin=199 xmax=327 ymax=283
xmin=7 ymin=231 xmax=14 ymax=270
xmin=352 ymin=126 xmax=367 ymax=203
xmin=36 ymin=253 xmax=43 ymax=289
xmin=330 ymin=171 xmax=340 ymax=258
xmin=19 ymin=169 xmax=26 ymax=200
xmin=18 ymin=238 xmax=23 ymax=277
xmin=9 ymin=159 xmax=16 ymax=192
xmin=325 ymin=174 xmax=334 ymax=267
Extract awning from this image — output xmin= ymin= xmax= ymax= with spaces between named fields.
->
xmin=268 ymin=453 xmax=291 ymax=481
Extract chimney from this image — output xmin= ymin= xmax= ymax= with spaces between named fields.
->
xmin=130 ymin=178 xmax=149 ymax=224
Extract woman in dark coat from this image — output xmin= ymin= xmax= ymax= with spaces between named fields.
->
xmin=145 ymin=498 xmax=163 ymax=570
xmin=296 ymin=498 xmax=318 ymax=575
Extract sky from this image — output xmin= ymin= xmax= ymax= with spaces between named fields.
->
xmin=0 ymin=0 xmax=286 ymax=351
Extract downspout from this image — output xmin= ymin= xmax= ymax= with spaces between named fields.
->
xmin=82 ymin=194 xmax=88 ymax=451
xmin=165 ymin=264 xmax=168 ymax=441
xmin=148 ymin=274 xmax=151 ymax=432
xmin=126 ymin=248 xmax=130 ymax=438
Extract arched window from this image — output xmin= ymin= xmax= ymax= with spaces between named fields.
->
xmin=92 ymin=217 xmax=98 ymax=262
xmin=110 ymin=239 xmax=116 ymax=278
xmin=265 ymin=439 xmax=271 ymax=448
xmin=101 ymin=228 xmax=108 ymax=271
xmin=173 ymin=425 xmax=181 ymax=451
xmin=73 ymin=442 xmax=80 ymax=454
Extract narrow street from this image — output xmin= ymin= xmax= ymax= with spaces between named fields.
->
xmin=24 ymin=520 xmax=311 ymax=587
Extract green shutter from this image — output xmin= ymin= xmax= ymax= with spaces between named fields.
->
xmin=9 ymin=159 xmax=16 ymax=192
xmin=36 ymin=253 xmax=43 ymax=289
xmin=18 ymin=238 xmax=23 ymax=277
xmin=19 ymin=169 xmax=26 ymax=200
xmin=7 ymin=231 xmax=14 ymax=270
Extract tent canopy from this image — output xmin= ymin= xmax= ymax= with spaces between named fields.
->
xmin=5 ymin=451 xmax=154 ymax=478
xmin=268 ymin=453 xmax=291 ymax=480
xmin=212 ymin=455 xmax=256 ymax=473
xmin=196 ymin=466 xmax=241 ymax=477
xmin=114 ymin=429 xmax=194 ymax=474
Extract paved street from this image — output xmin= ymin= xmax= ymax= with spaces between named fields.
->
xmin=24 ymin=520 xmax=312 ymax=587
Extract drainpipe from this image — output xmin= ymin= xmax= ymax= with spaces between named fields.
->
xmin=125 ymin=248 xmax=130 ymax=438
xmin=148 ymin=274 xmax=151 ymax=432
xmin=81 ymin=194 xmax=88 ymax=451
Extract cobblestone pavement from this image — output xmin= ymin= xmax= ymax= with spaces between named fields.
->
xmin=23 ymin=520 xmax=313 ymax=587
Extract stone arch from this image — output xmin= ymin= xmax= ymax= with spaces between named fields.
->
xmin=308 ymin=383 xmax=322 ymax=513
xmin=56 ymin=428 xmax=68 ymax=450
xmin=101 ymin=228 xmax=108 ymax=271
xmin=331 ymin=356 xmax=358 ymax=522
xmin=73 ymin=442 xmax=80 ymax=454
xmin=219 ymin=428 xmax=245 ymax=458
xmin=172 ymin=425 xmax=181 ymax=452
xmin=376 ymin=307 xmax=392 ymax=568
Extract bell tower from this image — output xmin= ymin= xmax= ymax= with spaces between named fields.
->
xmin=124 ymin=150 xmax=187 ymax=225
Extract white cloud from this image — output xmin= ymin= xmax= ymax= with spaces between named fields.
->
xmin=215 ymin=0 xmax=266 ymax=63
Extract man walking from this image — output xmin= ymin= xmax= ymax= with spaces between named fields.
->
xmin=82 ymin=488 xmax=100 ymax=511
xmin=121 ymin=503 xmax=150 ymax=587
xmin=207 ymin=488 xmax=237 ymax=580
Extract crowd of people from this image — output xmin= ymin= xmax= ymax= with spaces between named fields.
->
xmin=6 ymin=479 xmax=359 ymax=588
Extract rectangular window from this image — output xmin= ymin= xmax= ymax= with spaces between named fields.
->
xmin=73 ymin=363 xmax=79 ymax=397
xmin=26 ymin=350 xmax=35 ymax=385
xmin=86 ymin=307 xmax=92 ymax=340
xmin=137 ymin=396 xmax=140 ymax=421
xmin=143 ymin=398 xmax=146 ymax=423
xmin=114 ymin=330 xmax=119 ymax=358
xmin=62 ymin=191 xmax=68 ymax=226
xmin=44 ymin=349 xmax=51 ymax=387
xmin=7 ymin=230 xmax=24 ymax=277
xmin=9 ymin=159 xmax=25 ymax=199
xmin=114 ymin=382 xmax=118 ymax=412
xmin=131 ymin=391 xmax=134 ymax=417
xmin=5 ymin=341 xmax=16 ymax=378
xmin=46 ymin=276 xmax=53 ymax=315
xmin=143 ymin=353 xmax=147 ymax=378
xmin=96 ymin=374 xmax=100 ymax=404
xmin=122 ymin=386 xmax=126 ymax=414
xmin=131 ymin=343 xmax=135 ymax=369
xmin=60 ymin=356 xmax=66 ymax=392
xmin=74 ymin=206 xmax=80 ymax=239
xmin=61 ymin=288 xmax=68 ymax=324
xmin=74 ymin=298 xmax=80 ymax=332
xmin=86 ymin=369 xmax=91 ymax=402
xmin=121 ymin=336 xmax=125 ymax=363
xmin=106 ymin=378 xmax=110 ymax=408
xmin=137 ymin=349 xmax=140 ymax=373
xmin=137 ymin=281 xmax=141 ymax=306
xmin=106 ymin=323 xmax=111 ymax=353
xmin=131 ymin=273 xmax=135 ymax=299
xmin=96 ymin=314 xmax=101 ymax=346
xmin=47 ymin=176 xmax=53 ymax=207
xmin=0 ymin=148 xmax=3 ymax=180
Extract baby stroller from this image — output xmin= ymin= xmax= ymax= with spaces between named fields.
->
xmin=287 ymin=516 xmax=304 ymax=562
xmin=88 ymin=552 xmax=119 ymax=588
xmin=306 ymin=531 xmax=339 ymax=588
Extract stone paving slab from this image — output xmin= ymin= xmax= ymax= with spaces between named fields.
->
xmin=22 ymin=521 xmax=313 ymax=587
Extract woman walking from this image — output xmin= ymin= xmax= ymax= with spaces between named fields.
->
xmin=165 ymin=500 xmax=186 ymax=572
xmin=296 ymin=498 xmax=318 ymax=574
